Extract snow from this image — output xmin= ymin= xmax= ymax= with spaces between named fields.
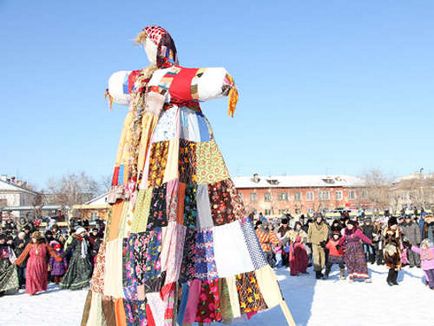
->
xmin=0 ymin=264 xmax=432 ymax=326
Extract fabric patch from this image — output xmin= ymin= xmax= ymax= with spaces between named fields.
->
xmin=180 ymin=228 xmax=197 ymax=282
xmin=148 ymin=183 xmax=168 ymax=229
xmin=196 ymin=140 xmax=229 ymax=185
xmin=213 ymin=221 xmax=255 ymax=278
xmin=178 ymin=139 xmax=197 ymax=184
xmin=219 ymin=278 xmax=234 ymax=322
xmin=196 ymin=280 xmax=222 ymax=323
xmin=165 ymin=179 xmax=179 ymax=222
xmin=151 ymin=106 xmax=178 ymax=142
xmin=160 ymin=222 xmax=186 ymax=284
xmin=162 ymin=139 xmax=179 ymax=184
xmin=103 ymin=238 xmax=124 ymax=298
xmin=208 ymin=179 xmax=245 ymax=226
xmin=195 ymin=184 xmax=214 ymax=229
xmin=183 ymin=184 xmax=198 ymax=229
xmin=143 ymin=229 xmax=163 ymax=282
xmin=193 ymin=229 xmax=218 ymax=280
xmin=131 ymin=188 xmax=153 ymax=233
xmin=240 ymin=217 xmax=268 ymax=269
xmin=235 ymin=271 xmax=268 ymax=314
xmin=197 ymin=113 xmax=212 ymax=142
xmin=148 ymin=141 xmax=169 ymax=187
xmin=90 ymin=243 xmax=106 ymax=294
xmin=123 ymin=299 xmax=146 ymax=326
xmin=180 ymin=108 xmax=201 ymax=142
xmin=146 ymin=292 xmax=168 ymax=326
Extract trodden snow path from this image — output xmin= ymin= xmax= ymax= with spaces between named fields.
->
xmin=0 ymin=264 xmax=431 ymax=326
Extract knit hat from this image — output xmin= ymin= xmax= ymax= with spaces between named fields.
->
xmin=75 ymin=227 xmax=86 ymax=235
xmin=388 ymin=217 xmax=398 ymax=227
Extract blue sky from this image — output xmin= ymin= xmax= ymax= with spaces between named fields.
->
xmin=1 ymin=1 xmax=434 ymax=189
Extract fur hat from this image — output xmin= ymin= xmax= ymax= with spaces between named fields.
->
xmin=347 ymin=220 xmax=358 ymax=227
xmin=75 ymin=227 xmax=86 ymax=235
xmin=31 ymin=231 xmax=42 ymax=239
xmin=388 ymin=217 xmax=398 ymax=227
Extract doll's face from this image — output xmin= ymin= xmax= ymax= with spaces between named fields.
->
xmin=144 ymin=38 xmax=157 ymax=65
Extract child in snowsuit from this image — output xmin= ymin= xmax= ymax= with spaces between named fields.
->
xmin=48 ymin=241 xmax=67 ymax=284
xmin=325 ymin=231 xmax=345 ymax=280
xmin=411 ymin=239 xmax=434 ymax=289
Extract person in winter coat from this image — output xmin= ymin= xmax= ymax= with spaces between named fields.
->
xmin=307 ymin=214 xmax=329 ymax=279
xmin=401 ymin=215 xmax=421 ymax=268
xmin=423 ymin=214 xmax=434 ymax=243
xmin=15 ymin=231 xmax=62 ymax=295
xmin=0 ymin=233 xmax=18 ymax=296
xmin=256 ymin=221 xmax=280 ymax=267
xmin=286 ymin=222 xmax=309 ymax=276
xmin=383 ymin=217 xmax=402 ymax=286
xmin=48 ymin=241 xmax=67 ymax=284
xmin=341 ymin=220 xmax=372 ymax=282
xmin=13 ymin=231 xmax=28 ymax=289
xmin=361 ymin=218 xmax=376 ymax=263
xmin=325 ymin=231 xmax=345 ymax=280
xmin=60 ymin=227 xmax=93 ymax=290
xmin=410 ymin=239 xmax=434 ymax=289
xmin=373 ymin=220 xmax=384 ymax=265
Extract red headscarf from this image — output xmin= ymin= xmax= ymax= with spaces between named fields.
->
xmin=143 ymin=25 xmax=178 ymax=68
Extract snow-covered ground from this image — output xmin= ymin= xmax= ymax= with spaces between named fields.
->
xmin=0 ymin=264 xmax=432 ymax=326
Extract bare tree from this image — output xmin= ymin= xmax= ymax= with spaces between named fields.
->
xmin=358 ymin=169 xmax=393 ymax=211
xmin=99 ymin=174 xmax=113 ymax=193
xmin=46 ymin=172 xmax=101 ymax=207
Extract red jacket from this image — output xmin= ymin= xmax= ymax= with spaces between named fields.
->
xmin=326 ymin=238 xmax=344 ymax=257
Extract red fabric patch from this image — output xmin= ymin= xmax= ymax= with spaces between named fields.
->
xmin=146 ymin=303 xmax=156 ymax=326
xmin=128 ymin=70 xmax=141 ymax=93
xmin=168 ymin=68 xmax=198 ymax=102
xmin=112 ymin=166 xmax=120 ymax=186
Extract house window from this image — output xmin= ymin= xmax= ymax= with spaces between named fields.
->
xmin=264 ymin=209 xmax=272 ymax=216
xmin=264 ymin=192 xmax=272 ymax=202
xmin=336 ymin=191 xmax=343 ymax=200
xmin=294 ymin=192 xmax=302 ymax=201
xmin=306 ymin=192 xmax=314 ymax=201
xmin=250 ymin=192 xmax=257 ymax=202
xmin=279 ymin=192 xmax=289 ymax=201
xmin=319 ymin=191 xmax=330 ymax=201
xmin=349 ymin=191 xmax=357 ymax=200
xmin=361 ymin=190 xmax=368 ymax=199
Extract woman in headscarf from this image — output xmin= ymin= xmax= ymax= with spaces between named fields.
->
xmin=0 ymin=233 xmax=18 ymax=296
xmin=341 ymin=220 xmax=372 ymax=282
xmin=286 ymin=222 xmax=309 ymax=276
xmin=15 ymin=231 xmax=61 ymax=295
xmin=60 ymin=227 xmax=92 ymax=290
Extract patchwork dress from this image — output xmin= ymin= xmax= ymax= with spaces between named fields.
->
xmin=82 ymin=26 xmax=285 ymax=326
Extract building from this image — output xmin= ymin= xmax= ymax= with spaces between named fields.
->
xmin=0 ymin=175 xmax=40 ymax=218
xmin=72 ymin=192 xmax=110 ymax=220
xmin=233 ymin=174 xmax=364 ymax=217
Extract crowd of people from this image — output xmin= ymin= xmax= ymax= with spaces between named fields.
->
xmin=0 ymin=214 xmax=104 ymax=296
xmin=1 ymin=209 xmax=434 ymax=299
xmin=254 ymin=211 xmax=434 ymax=289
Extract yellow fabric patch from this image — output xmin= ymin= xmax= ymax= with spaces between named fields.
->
xmin=196 ymin=140 xmax=229 ymax=184
xmin=130 ymin=188 xmax=153 ymax=233
xmin=162 ymin=138 xmax=180 ymax=184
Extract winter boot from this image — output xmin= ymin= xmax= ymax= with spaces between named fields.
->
xmin=392 ymin=270 xmax=399 ymax=285
xmin=315 ymin=271 xmax=323 ymax=280
xmin=387 ymin=269 xmax=394 ymax=286
xmin=339 ymin=268 xmax=345 ymax=280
